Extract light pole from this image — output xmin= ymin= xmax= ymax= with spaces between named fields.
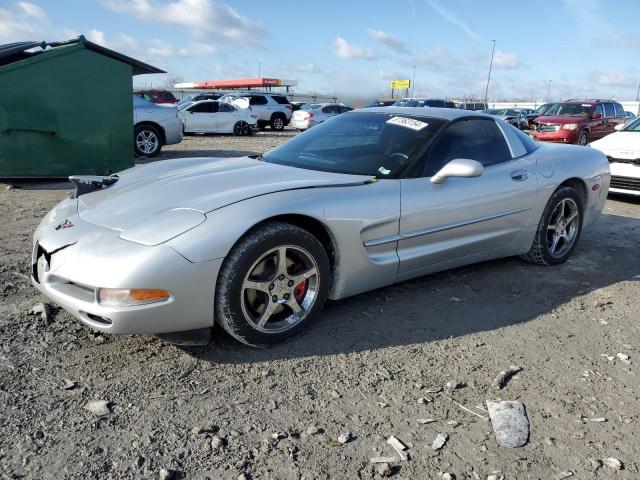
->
xmin=411 ymin=65 xmax=417 ymax=97
xmin=546 ymin=80 xmax=552 ymax=103
xmin=636 ymin=82 xmax=640 ymax=116
xmin=258 ymin=62 xmax=262 ymax=78
xmin=483 ymin=40 xmax=496 ymax=106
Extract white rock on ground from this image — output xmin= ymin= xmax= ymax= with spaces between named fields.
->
xmin=486 ymin=400 xmax=529 ymax=448
xmin=84 ymin=400 xmax=110 ymax=416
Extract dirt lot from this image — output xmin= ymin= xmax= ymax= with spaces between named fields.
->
xmin=1 ymin=130 xmax=639 ymax=479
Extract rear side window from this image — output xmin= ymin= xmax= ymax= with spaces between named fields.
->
xmin=249 ymin=96 xmax=268 ymax=106
xmin=604 ymin=103 xmax=615 ymax=117
xmin=272 ymin=95 xmax=290 ymax=105
xmin=614 ymin=103 xmax=625 ymax=117
xmin=340 ymin=106 xmax=353 ymax=113
xmin=219 ymin=103 xmax=235 ymax=112
xmin=424 ymin=118 xmax=512 ymax=176
xmin=425 ymin=100 xmax=445 ymax=107
xmin=510 ymin=125 xmax=539 ymax=154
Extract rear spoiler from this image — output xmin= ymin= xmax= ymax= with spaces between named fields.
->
xmin=69 ymin=175 xmax=119 ymax=198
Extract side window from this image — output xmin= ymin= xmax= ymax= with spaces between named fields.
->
xmin=614 ymin=103 xmax=625 ymax=117
xmin=189 ymin=102 xmax=214 ymax=113
xmin=321 ymin=106 xmax=333 ymax=113
xmin=593 ymin=104 xmax=604 ymax=117
xmin=423 ymin=118 xmax=512 ymax=177
xmin=604 ymin=103 xmax=615 ymax=118
xmin=249 ymin=96 xmax=268 ymax=106
xmin=272 ymin=95 xmax=290 ymax=105
xmin=220 ymin=103 xmax=235 ymax=112
xmin=340 ymin=106 xmax=353 ymax=113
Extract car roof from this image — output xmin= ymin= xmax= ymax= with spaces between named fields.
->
xmin=362 ymin=106 xmax=491 ymax=121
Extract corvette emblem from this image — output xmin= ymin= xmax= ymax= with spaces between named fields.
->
xmin=54 ymin=219 xmax=74 ymax=230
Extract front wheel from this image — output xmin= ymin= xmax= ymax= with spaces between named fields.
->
xmin=521 ymin=186 xmax=584 ymax=265
xmin=215 ymin=222 xmax=330 ymax=347
xmin=577 ymin=130 xmax=589 ymax=146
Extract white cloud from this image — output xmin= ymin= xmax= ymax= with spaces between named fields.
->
xmin=290 ymin=63 xmax=330 ymax=75
xmin=18 ymin=1 xmax=48 ymax=20
xmin=104 ymin=0 xmax=265 ymax=47
xmin=332 ymin=36 xmax=376 ymax=60
xmin=0 ymin=6 xmax=43 ymax=42
xmin=493 ymin=50 xmax=519 ymax=69
xmin=87 ymin=28 xmax=107 ymax=46
xmin=368 ymin=29 xmax=409 ymax=54
xmin=594 ymin=72 xmax=633 ymax=88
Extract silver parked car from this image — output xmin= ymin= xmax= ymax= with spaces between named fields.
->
xmin=133 ymin=95 xmax=183 ymax=157
xmin=290 ymin=103 xmax=353 ymax=130
xmin=32 ymin=108 xmax=610 ymax=347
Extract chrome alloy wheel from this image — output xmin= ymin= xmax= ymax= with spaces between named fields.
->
xmin=241 ymin=246 xmax=319 ymax=333
xmin=272 ymin=116 xmax=285 ymax=130
xmin=546 ymin=198 xmax=580 ymax=258
xmin=136 ymin=130 xmax=159 ymax=155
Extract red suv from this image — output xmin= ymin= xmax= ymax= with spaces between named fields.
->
xmin=530 ymin=99 xmax=625 ymax=146
xmin=134 ymin=89 xmax=178 ymax=105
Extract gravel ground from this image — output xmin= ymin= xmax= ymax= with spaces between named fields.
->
xmin=1 ymin=129 xmax=639 ymax=479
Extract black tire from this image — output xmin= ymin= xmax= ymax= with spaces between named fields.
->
xmin=233 ymin=121 xmax=251 ymax=136
xmin=134 ymin=124 xmax=162 ymax=157
xmin=521 ymin=186 xmax=584 ymax=266
xmin=215 ymin=222 xmax=331 ymax=347
xmin=577 ymin=130 xmax=589 ymax=146
xmin=270 ymin=114 xmax=286 ymax=131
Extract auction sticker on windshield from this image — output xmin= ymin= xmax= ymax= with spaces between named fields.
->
xmin=386 ymin=116 xmax=429 ymax=131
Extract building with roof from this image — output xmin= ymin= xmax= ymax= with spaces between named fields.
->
xmin=0 ymin=36 xmax=164 ymax=177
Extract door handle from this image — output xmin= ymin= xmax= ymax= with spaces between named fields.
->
xmin=511 ymin=169 xmax=529 ymax=181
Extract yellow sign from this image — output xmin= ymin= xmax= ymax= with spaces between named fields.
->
xmin=391 ymin=79 xmax=410 ymax=89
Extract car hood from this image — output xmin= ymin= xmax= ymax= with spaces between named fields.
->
xmin=590 ymin=132 xmax=640 ymax=158
xmin=534 ymin=115 xmax=585 ymax=124
xmin=78 ymin=157 xmax=371 ymax=231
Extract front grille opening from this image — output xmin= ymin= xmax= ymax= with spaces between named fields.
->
xmin=83 ymin=312 xmax=112 ymax=326
xmin=611 ymin=176 xmax=640 ymax=192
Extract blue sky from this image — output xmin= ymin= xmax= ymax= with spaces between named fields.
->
xmin=1 ymin=0 xmax=639 ymax=101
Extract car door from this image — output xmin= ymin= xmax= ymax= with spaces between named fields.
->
xmin=590 ymin=104 xmax=606 ymax=139
xmin=183 ymin=102 xmax=216 ymax=132
xmin=398 ymin=117 xmax=537 ymax=274
xmin=216 ymin=102 xmax=237 ymax=132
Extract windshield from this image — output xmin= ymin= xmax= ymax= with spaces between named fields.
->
xmin=623 ymin=118 xmax=640 ymax=131
xmin=544 ymin=103 xmax=590 ymax=117
xmin=263 ymin=112 xmax=446 ymax=178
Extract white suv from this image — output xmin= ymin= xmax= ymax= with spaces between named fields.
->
xmin=220 ymin=92 xmax=292 ymax=131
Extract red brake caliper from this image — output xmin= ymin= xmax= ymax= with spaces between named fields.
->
xmin=293 ymin=280 xmax=308 ymax=302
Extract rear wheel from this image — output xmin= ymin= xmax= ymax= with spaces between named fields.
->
xmin=234 ymin=121 xmax=251 ymax=136
xmin=270 ymin=114 xmax=286 ymax=131
xmin=215 ymin=222 xmax=330 ymax=347
xmin=521 ymin=186 xmax=583 ymax=265
xmin=134 ymin=124 xmax=162 ymax=157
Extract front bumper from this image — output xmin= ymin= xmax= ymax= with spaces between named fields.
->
xmin=531 ymin=128 xmax=579 ymax=144
xmin=609 ymin=161 xmax=640 ymax=196
xmin=32 ymin=202 xmax=222 ymax=335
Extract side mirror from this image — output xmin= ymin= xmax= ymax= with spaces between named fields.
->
xmin=614 ymin=123 xmax=625 ymax=131
xmin=592 ymin=112 xmax=602 ymax=119
xmin=431 ymin=158 xmax=484 ymax=184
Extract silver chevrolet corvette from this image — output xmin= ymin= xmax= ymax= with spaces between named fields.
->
xmin=32 ymin=108 xmax=610 ymax=347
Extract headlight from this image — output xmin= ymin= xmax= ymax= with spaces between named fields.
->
xmin=562 ymin=123 xmax=579 ymax=130
xmin=98 ymin=288 xmax=170 ymax=307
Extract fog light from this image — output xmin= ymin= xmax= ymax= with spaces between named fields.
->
xmin=98 ymin=288 xmax=170 ymax=306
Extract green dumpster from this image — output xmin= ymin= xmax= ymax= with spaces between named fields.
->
xmin=0 ymin=36 xmax=165 ymax=177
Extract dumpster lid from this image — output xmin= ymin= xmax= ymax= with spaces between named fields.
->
xmin=0 ymin=36 xmax=165 ymax=75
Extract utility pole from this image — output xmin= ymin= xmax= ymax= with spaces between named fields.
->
xmin=546 ymin=80 xmax=552 ymax=103
xmin=636 ymin=82 xmax=640 ymax=116
xmin=411 ymin=65 xmax=417 ymax=97
xmin=483 ymin=40 xmax=496 ymax=107
xmin=258 ymin=62 xmax=262 ymax=78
